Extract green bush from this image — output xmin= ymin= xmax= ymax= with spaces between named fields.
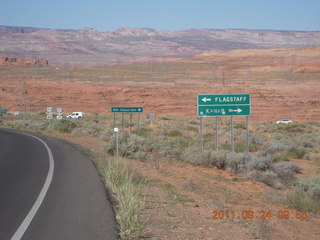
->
xmin=182 ymin=145 xmax=202 ymax=165
xmin=186 ymin=125 xmax=198 ymax=132
xmin=273 ymin=152 xmax=290 ymax=162
xmin=167 ymin=129 xmax=182 ymax=137
xmin=152 ymin=137 xmax=181 ymax=159
xmin=53 ymin=119 xmax=77 ymax=133
xmin=103 ymin=131 xmax=150 ymax=161
xmin=72 ymin=121 xmax=104 ymax=137
xmin=287 ymin=177 xmax=320 ymax=213
xmin=132 ymin=127 xmax=152 ymax=137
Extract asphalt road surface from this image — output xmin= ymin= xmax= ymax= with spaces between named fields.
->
xmin=0 ymin=129 xmax=117 ymax=240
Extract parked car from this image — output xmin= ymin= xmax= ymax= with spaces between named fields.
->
xmin=276 ymin=119 xmax=292 ymax=124
xmin=66 ymin=112 xmax=83 ymax=119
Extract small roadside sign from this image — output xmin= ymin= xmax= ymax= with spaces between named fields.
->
xmin=111 ymin=107 xmax=144 ymax=113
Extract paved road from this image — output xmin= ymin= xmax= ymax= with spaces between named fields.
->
xmin=0 ymin=129 xmax=117 ymax=240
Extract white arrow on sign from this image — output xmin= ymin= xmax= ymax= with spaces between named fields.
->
xmin=229 ymin=108 xmax=242 ymax=113
xmin=202 ymin=97 xmax=211 ymax=103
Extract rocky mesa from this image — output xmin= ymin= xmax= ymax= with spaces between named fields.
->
xmin=0 ymin=25 xmax=320 ymax=64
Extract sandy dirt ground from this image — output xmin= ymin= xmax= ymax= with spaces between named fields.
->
xmin=1 ymin=47 xmax=319 ymax=122
xmin=60 ymin=135 xmax=320 ymax=240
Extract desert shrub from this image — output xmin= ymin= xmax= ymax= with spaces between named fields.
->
xmin=287 ymin=177 xmax=320 ymax=213
xmin=273 ymin=162 xmax=302 ymax=186
xmin=186 ymin=119 xmax=200 ymax=125
xmin=266 ymin=142 xmax=294 ymax=154
xmin=249 ymin=143 xmax=259 ymax=152
xmin=292 ymin=149 xmax=308 ymax=159
xmin=250 ymin=132 xmax=266 ymax=146
xmin=221 ymin=142 xmax=259 ymax=153
xmin=226 ymin=152 xmax=251 ymax=174
xmin=167 ymin=129 xmax=182 ymax=137
xmin=176 ymin=137 xmax=191 ymax=149
xmin=273 ymin=152 xmax=290 ymax=162
xmin=6 ymin=120 xmax=50 ymax=131
xmin=99 ymin=128 xmax=116 ymax=141
xmin=132 ymin=127 xmax=152 ymax=137
xmin=183 ymin=148 xmax=227 ymax=169
xmin=182 ymin=145 xmax=202 ymax=165
xmin=160 ymin=115 xmax=173 ymax=120
xmin=186 ymin=125 xmax=198 ymax=132
xmin=72 ymin=121 xmax=103 ymax=137
xmin=53 ymin=119 xmax=77 ymax=133
xmin=104 ymin=131 xmax=150 ymax=161
xmin=151 ymin=137 xmax=181 ymax=159
xmin=235 ymin=143 xmax=246 ymax=152
xmin=247 ymin=170 xmax=280 ymax=188
xmin=247 ymin=154 xmax=273 ymax=171
xmin=202 ymin=150 xmax=227 ymax=169
xmin=235 ymin=122 xmax=246 ymax=130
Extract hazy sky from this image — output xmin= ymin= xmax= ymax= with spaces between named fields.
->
xmin=1 ymin=0 xmax=319 ymax=31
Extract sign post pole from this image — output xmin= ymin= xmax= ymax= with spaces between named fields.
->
xmin=246 ymin=116 xmax=249 ymax=154
xmin=113 ymin=113 xmax=116 ymax=129
xmin=130 ymin=113 xmax=132 ymax=132
xmin=138 ymin=112 xmax=141 ymax=135
xmin=121 ymin=113 xmax=124 ymax=129
xmin=114 ymin=128 xmax=119 ymax=159
xmin=215 ymin=117 xmax=218 ymax=150
xmin=230 ymin=116 xmax=234 ymax=152
xmin=200 ymin=117 xmax=204 ymax=161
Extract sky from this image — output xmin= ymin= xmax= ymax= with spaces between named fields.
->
xmin=0 ymin=0 xmax=319 ymax=32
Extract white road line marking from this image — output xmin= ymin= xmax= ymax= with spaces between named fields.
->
xmin=11 ymin=132 xmax=55 ymax=240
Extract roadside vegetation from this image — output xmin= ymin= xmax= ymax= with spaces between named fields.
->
xmin=1 ymin=114 xmax=320 ymax=238
xmin=99 ymin=157 xmax=146 ymax=239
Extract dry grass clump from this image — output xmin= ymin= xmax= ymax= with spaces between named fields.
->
xmin=287 ymin=176 xmax=320 ymax=213
xmin=103 ymin=131 xmax=150 ymax=161
xmin=101 ymin=158 xmax=145 ymax=239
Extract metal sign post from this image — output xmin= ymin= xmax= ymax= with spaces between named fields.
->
xmin=215 ymin=117 xmax=218 ymax=150
xmin=230 ymin=116 xmax=234 ymax=152
xmin=121 ymin=113 xmax=124 ymax=129
xmin=138 ymin=112 xmax=141 ymax=135
xmin=200 ymin=117 xmax=204 ymax=161
xmin=246 ymin=116 xmax=249 ymax=154
xmin=114 ymin=128 xmax=119 ymax=159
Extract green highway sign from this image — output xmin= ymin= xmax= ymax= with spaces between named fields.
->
xmin=198 ymin=94 xmax=250 ymax=106
xmin=197 ymin=94 xmax=251 ymax=117
xmin=198 ymin=105 xmax=250 ymax=117
xmin=111 ymin=107 xmax=144 ymax=113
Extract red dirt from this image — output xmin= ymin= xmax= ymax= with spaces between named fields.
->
xmin=0 ymin=47 xmax=319 ymax=122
